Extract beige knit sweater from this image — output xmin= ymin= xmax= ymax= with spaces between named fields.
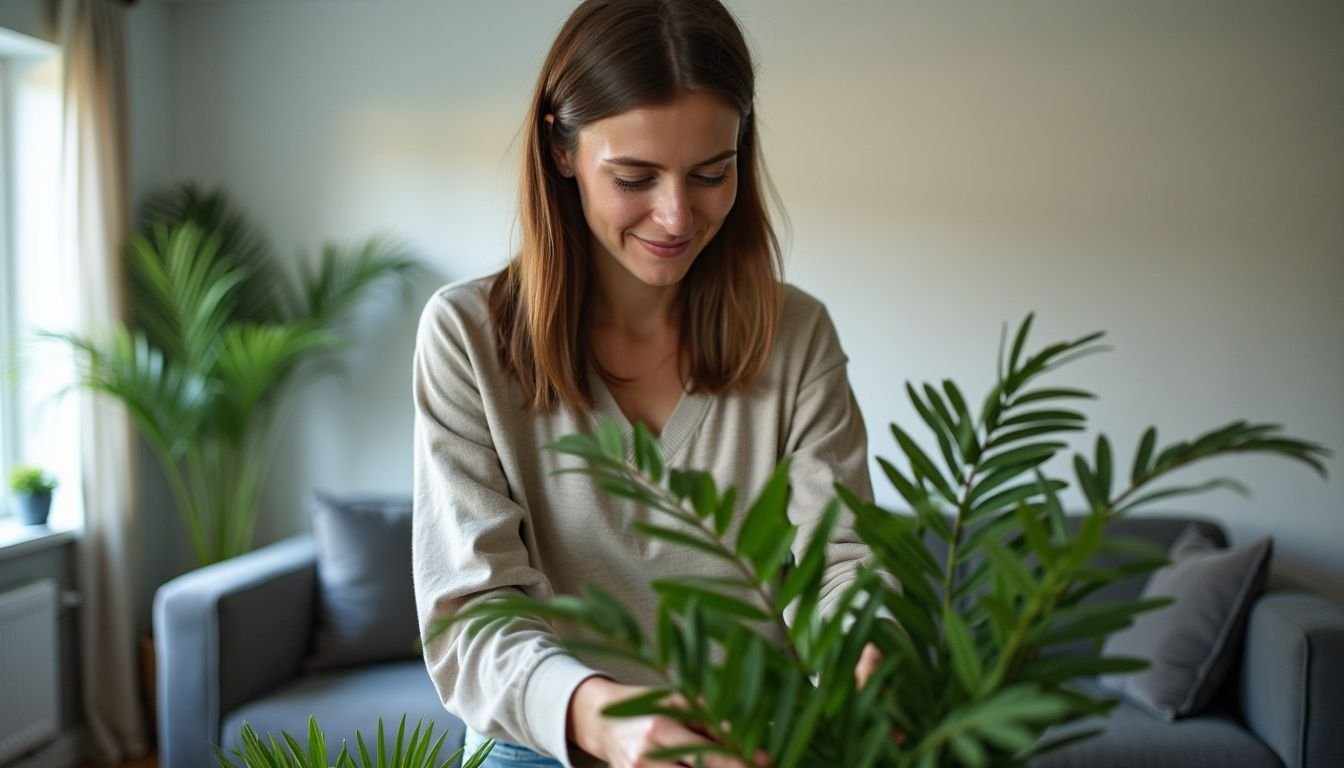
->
xmin=411 ymin=275 xmax=873 ymax=766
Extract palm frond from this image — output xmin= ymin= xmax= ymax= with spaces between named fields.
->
xmin=138 ymin=182 xmax=293 ymax=323
xmin=127 ymin=222 xmax=245 ymax=371
xmin=44 ymin=327 xmax=212 ymax=460
xmin=300 ymin=235 xmax=418 ymax=330
xmin=211 ymin=322 xmax=340 ymax=445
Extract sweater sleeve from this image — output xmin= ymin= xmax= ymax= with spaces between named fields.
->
xmin=411 ymin=291 xmax=601 ymax=767
xmin=780 ymin=301 xmax=884 ymax=621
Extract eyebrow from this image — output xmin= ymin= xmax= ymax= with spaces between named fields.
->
xmin=602 ymin=149 xmax=738 ymax=171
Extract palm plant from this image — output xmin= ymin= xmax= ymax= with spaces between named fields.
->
xmin=52 ymin=184 xmax=416 ymax=565
xmin=437 ymin=314 xmax=1330 ymax=768
xmin=217 ymin=715 xmax=494 ymax=768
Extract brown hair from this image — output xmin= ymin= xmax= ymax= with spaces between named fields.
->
xmin=490 ymin=0 xmax=784 ymax=415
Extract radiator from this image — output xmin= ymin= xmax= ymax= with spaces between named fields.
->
xmin=0 ymin=579 xmax=60 ymax=763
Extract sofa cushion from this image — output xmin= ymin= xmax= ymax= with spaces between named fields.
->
xmin=1099 ymin=524 xmax=1272 ymax=720
xmin=1035 ymin=680 xmax=1281 ymax=768
xmin=219 ymin=660 xmax=461 ymax=758
xmin=307 ymin=493 xmax=420 ymax=670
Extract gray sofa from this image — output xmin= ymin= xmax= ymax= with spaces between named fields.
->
xmin=154 ymin=511 xmax=1344 ymax=768
xmin=154 ymin=533 xmax=461 ymax=768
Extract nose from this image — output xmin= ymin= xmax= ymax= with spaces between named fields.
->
xmin=651 ymin=182 xmax=693 ymax=238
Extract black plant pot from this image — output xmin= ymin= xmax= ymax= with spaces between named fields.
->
xmin=15 ymin=491 xmax=52 ymax=526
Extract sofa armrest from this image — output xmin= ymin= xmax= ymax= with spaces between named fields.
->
xmin=154 ymin=535 xmax=317 ymax=768
xmin=1241 ymin=590 xmax=1344 ymax=768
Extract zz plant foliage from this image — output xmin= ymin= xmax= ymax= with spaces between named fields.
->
xmin=436 ymin=315 xmax=1330 ymax=768
xmin=217 ymin=715 xmax=494 ymax=768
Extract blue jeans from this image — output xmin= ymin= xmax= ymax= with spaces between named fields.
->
xmin=464 ymin=728 xmax=567 ymax=768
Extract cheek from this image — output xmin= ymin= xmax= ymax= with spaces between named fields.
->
xmin=587 ymin=187 xmax=648 ymax=230
xmin=701 ymin=184 xmax=739 ymax=227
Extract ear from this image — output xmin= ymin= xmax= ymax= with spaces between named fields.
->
xmin=544 ymin=114 xmax=575 ymax=178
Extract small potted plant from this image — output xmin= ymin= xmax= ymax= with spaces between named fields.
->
xmin=9 ymin=465 xmax=57 ymax=526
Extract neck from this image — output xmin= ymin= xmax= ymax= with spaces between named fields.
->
xmin=589 ymin=249 xmax=680 ymax=337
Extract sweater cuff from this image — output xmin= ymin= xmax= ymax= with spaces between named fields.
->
xmin=523 ymin=652 xmax=604 ymax=768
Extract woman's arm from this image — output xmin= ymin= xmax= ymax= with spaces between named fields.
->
xmin=412 ymin=289 xmax=601 ymax=767
xmin=779 ymin=298 xmax=886 ymax=620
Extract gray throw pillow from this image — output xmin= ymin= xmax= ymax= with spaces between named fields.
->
xmin=1099 ymin=524 xmax=1272 ymax=720
xmin=306 ymin=493 xmax=420 ymax=670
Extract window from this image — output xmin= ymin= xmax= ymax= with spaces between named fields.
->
xmin=1 ymin=26 xmax=77 ymax=527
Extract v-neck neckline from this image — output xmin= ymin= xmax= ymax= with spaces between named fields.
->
xmin=587 ymin=368 xmax=710 ymax=464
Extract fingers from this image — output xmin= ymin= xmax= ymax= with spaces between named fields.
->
xmin=855 ymin=642 xmax=883 ymax=689
xmin=638 ymin=717 xmax=761 ymax=768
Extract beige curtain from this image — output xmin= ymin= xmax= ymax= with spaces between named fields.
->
xmin=56 ymin=0 xmax=148 ymax=761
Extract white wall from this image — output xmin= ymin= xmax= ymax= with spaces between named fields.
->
xmin=127 ymin=1 xmax=1344 ymax=600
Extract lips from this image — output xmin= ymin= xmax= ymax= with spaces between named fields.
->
xmin=633 ymin=234 xmax=692 ymax=259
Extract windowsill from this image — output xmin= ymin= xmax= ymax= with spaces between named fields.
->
xmin=0 ymin=518 xmax=79 ymax=561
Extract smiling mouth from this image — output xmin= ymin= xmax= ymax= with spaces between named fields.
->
xmin=633 ymin=235 xmax=693 ymax=259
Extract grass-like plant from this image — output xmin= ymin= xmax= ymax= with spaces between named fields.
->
xmin=216 ymin=715 xmax=494 ymax=768
xmin=434 ymin=314 xmax=1329 ymax=768
xmin=49 ymin=184 xmax=415 ymax=565
xmin=8 ymin=465 xmax=57 ymax=495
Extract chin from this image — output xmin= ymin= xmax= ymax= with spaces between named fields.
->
xmin=634 ymin=264 xmax=692 ymax=288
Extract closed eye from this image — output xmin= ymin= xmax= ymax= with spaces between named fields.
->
xmin=613 ymin=176 xmax=654 ymax=191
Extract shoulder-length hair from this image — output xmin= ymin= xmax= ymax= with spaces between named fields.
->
xmin=490 ymin=0 xmax=784 ymax=416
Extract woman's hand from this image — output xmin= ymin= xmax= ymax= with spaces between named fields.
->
xmin=853 ymin=643 xmax=907 ymax=748
xmin=567 ymin=676 xmax=768 ymax=768
xmin=854 ymin=642 xmax=884 ymax=690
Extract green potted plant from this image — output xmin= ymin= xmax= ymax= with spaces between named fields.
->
xmin=51 ymin=183 xmax=417 ymax=566
xmin=8 ymin=464 xmax=57 ymax=526
xmin=217 ymin=715 xmax=494 ymax=768
xmin=438 ymin=314 xmax=1330 ymax=768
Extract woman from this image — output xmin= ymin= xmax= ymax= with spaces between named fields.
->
xmin=412 ymin=1 xmax=877 ymax=766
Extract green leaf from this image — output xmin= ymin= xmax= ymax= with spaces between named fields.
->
xmin=1132 ymin=426 xmax=1157 ymax=484
xmin=1009 ymin=387 xmax=1097 ymax=407
xmin=876 ymin=457 xmax=937 ymax=516
xmin=632 ymin=422 xmax=664 ymax=483
xmin=1034 ymin=469 xmax=1068 ymax=542
xmin=999 ymin=409 xmax=1087 ymax=429
xmin=950 ymin=733 xmax=988 ymax=768
xmin=981 ymin=539 xmax=1036 ymax=598
xmin=1095 ymin=435 xmax=1114 ymax=503
xmin=631 ymin=523 xmax=731 ymax=563
xmin=943 ymin=606 xmax=984 ymax=696
xmin=1016 ymin=501 xmax=1055 ymax=568
xmin=547 ymin=434 xmax=626 ymax=471
xmin=306 ymin=716 xmax=325 ymax=768
xmin=713 ymin=486 xmax=737 ymax=537
xmin=981 ymin=381 xmax=1006 ymax=432
xmin=766 ymin=671 xmax=801 ymax=757
xmin=909 ymin=382 xmax=967 ymax=482
xmin=1008 ymin=313 xmax=1034 ymax=379
xmin=601 ymin=687 xmax=676 ymax=717
xmin=779 ymin=501 xmax=838 ymax=606
xmin=943 ymin=380 xmax=977 ymax=459
xmin=651 ymin=581 xmax=770 ymax=621
xmin=890 ymin=423 xmax=958 ymax=503
xmin=969 ymin=479 xmax=1064 ymax=523
xmin=779 ymin=689 xmax=828 ymax=768
xmin=596 ymin=420 xmax=625 ymax=461
xmin=736 ymin=461 xmax=794 ymax=580
xmin=1021 ymin=654 xmax=1150 ymax=684
xmin=976 ymin=441 xmax=1065 ymax=476
xmin=985 ymin=422 xmax=1085 ymax=450
xmin=1115 ymin=477 xmax=1250 ymax=514
xmin=1073 ymin=455 xmax=1102 ymax=509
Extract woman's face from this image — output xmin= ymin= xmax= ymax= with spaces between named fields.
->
xmin=552 ymin=91 xmax=741 ymax=291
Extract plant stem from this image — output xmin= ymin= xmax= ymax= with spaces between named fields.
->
xmin=622 ymin=468 xmax=804 ymax=669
